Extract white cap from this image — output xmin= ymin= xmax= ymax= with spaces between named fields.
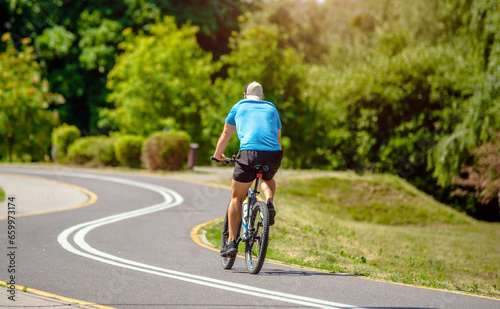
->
xmin=244 ymin=81 xmax=263 ymax=100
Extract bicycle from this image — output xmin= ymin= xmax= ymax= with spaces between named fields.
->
xmin=211 ymin=156 xmax=270 ymax=274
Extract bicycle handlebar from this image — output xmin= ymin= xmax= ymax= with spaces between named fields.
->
xmin=210 ymin=156 xmax=236 ymax=164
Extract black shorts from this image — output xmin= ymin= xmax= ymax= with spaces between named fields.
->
xmin=233 ymin=150 xmax=283 ymax=183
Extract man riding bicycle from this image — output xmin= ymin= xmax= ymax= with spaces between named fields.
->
xmin=213 ymin=81 xmax=283 ymax=257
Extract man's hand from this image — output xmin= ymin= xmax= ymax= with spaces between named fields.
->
xmin=213 ymin=154 xmax=230 ymax=164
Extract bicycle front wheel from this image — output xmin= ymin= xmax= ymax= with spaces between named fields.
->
xmin=245 ymin=201 xmax=269 ymax=274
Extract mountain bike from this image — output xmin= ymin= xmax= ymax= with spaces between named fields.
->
xmin=211 ymin=156 xmax=270 ymax=274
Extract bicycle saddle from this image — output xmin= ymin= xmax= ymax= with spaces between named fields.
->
xmin=253 ymin=164 xmax=269 ymax=173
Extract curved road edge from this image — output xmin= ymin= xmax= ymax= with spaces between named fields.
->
xmin=0 ymin=173 xmax=98 ymax=220
xmin=1 ymin=172 xmax=106 ymax=308
xmin=189 ymin=204 xmax=500 ymax=302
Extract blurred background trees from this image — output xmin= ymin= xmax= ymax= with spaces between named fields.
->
xmin=0 ymin=34 xmax=63 ymax=162
xmin=1 ymin=0 xmax=498 ymax=220
xmin=101 ymin=16 xmax=219 ymax=157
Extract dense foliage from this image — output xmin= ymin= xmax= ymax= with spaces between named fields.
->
xmin=142 ymin=130 xmax=191 ymax=171
xmin=101 ymin=16 xmax=218 ymax=159
xmin=0 ymin=34 xmax=63 ymax=162
xmin=67 ymin=136 xmax=117 ymax=166
xmin=51 ymin=123 xmax=81 ymax=162
xmin=114 ymin=134 xmax=144 ymax=168
xmin=1 ymin=0 xmax=499 ymax=220
xmin=2 ymin=0 xmax=243 ymax=133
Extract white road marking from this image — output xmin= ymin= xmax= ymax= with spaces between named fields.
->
xmin=13 ymin=170 xmax=366 ymax=309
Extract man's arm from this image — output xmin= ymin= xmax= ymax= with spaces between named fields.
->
xmin=213 ymin=122 xmax=236 ymax=161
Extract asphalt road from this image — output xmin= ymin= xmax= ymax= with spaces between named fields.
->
xmin=1 ymin=167 xmax=499 ymax=309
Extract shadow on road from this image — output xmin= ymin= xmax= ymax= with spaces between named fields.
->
xmin=263 ymin=268 xmax=352 ymax=277
xmin=230 ymin=267 xmax=356 ymax=277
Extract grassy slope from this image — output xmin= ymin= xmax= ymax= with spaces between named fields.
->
xmin=204 ymin=171 xmax=500 ymax=297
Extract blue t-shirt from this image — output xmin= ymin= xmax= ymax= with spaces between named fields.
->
xmin=225 ymin=99 xmax=282 ymax=151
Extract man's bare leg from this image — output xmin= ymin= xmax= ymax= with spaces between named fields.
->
xmin=261 ymin=178 xmax=276 ymax=204
xmin=261 ymin=178 xmax=277 ymax=225
xmin=228 ymin=179 xmax=252 ymax=241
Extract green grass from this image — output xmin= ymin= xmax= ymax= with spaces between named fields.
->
xmin=0 ymin=187 xmax=4 ymax=202
xmin=203 ymin=171 xmax=500 ymax=298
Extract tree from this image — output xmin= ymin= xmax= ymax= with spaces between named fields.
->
xmin=451 ymin=136 xmax=500 ymax=221
xmin=4 ymin=0 xmax=135 ymax=134
xmin=102 ymin=16 xmax=219 ymax=155
xmin=241 ymin=0 xmax=329 ymax=64
xmin=152 ymin=0 xmax=244 ymax=59
xmin=3 ymin=0 xmax=243 ymax=134
xmin=430 ymin=76 xmax=500 ymax=185
xmin=216 ymin=23 xmax=329 ymax=168
xmin=429 ymin=0 xmax=500 ymax=187
xmin=0 ymin=34 xmax=64 ymax=162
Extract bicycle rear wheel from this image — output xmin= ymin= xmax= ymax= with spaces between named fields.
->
xmin=221 ymin=211 xmax=240 ymax=270
xmin=245 ymin=201 xmax=269 ymax=274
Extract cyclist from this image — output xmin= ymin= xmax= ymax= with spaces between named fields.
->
xmin=213 ymin=81 xmax=283 ymax=257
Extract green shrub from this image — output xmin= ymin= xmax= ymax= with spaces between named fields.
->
xmin=114 ymin=135 xmax=144 ymax=168
xmin=51 ymin=124 xmax=81 ymax=162
xmin=67 ymin=136 xmax=118 ymax=166
xmin=142 ymin=130 xmax=191 ymax=171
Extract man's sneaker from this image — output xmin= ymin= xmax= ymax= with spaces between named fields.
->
xmin=267 ymin=202 xmax=276 ymax=226
xmin=220 ymin=240 xmax=238 ymax=257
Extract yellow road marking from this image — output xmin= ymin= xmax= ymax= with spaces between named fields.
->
xmin=190 ymin=217 xmax=223 ymax=253
xmin=0 ymin=281 xmax=116 ymax=309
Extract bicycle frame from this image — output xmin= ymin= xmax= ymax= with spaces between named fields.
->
xmin=241 ymin=176 xmax=261 ymax=241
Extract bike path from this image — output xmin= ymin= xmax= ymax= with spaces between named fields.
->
xmin=0 ymin=171 xmax=109 ymax=308
xmin=0 ymin=166 xmax=499 ymax=309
